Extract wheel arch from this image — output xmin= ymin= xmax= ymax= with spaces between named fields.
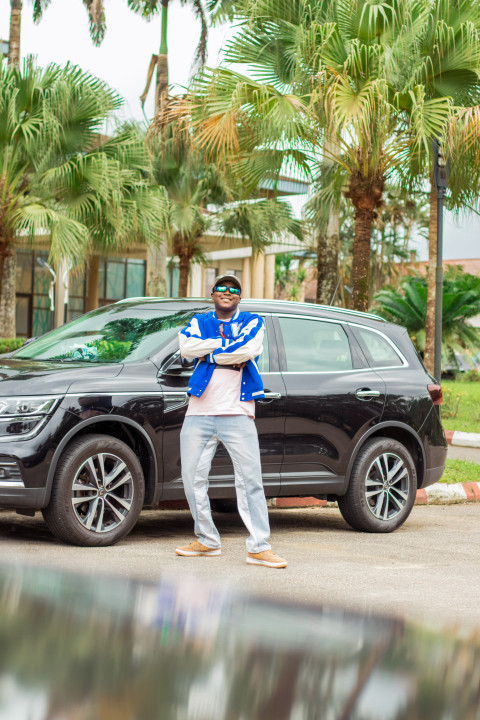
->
xmin=45 ymin=415 xmax=159 ymax=507
xmin=345 ymin=422 xmax=426 ymax=491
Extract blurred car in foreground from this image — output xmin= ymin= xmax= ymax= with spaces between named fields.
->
xmin=0 ymin=563 xmax=478 ymax=720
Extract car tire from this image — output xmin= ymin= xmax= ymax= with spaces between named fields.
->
xmin=338 ymin=437 xmax=417 ymax=533
xmin=210 ymin=499 xmax=238 ymax=513
xmin=42 ymin=434 xmax=145 ymax=547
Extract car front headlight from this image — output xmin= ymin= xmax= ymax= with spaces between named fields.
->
xmin=0 ymin=395 xmax=62 ymax=440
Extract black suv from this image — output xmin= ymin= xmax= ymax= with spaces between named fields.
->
xmin=0 ymin=299 xmax=447 ymax=546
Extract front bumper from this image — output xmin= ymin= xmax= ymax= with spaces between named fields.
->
xmin=0 ymin=485 xmax=47 ymax=508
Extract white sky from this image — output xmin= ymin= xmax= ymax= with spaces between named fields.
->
xmin=0 ymin=0 xmax=231 ymax=122
xmin=1 ymin=0 xmax=479 ymax=260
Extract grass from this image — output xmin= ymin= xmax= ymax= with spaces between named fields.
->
xmin=438 ymin=458 xmax=480 ymax=484
xmin=441 ymin=380 xmax=480 ymax=433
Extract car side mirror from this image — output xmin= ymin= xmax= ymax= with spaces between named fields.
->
xmin=160 ymin=353 xmax=194 ymax=376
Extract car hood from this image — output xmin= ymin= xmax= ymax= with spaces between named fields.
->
xmin=0 ymin=359 xmax=123 ymax=396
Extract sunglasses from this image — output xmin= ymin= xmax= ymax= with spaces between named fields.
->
xmin=213 ymin=285 xmax=241 ymax=295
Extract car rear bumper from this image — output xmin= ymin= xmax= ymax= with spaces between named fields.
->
xmin=423 ymin=464 xmax=446 ymax=489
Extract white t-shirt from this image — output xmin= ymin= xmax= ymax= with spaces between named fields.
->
xmin=186 ymin=367 xmax=255 ymax=418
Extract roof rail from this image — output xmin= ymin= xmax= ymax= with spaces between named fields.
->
xmin=248 ymin=298 xmax=385 ymax=322
xmin=113 ymin=296 xmax=385 ymax=322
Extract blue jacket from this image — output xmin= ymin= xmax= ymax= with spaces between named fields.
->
xmin=178 ymin=308 xmax=265 ymax=401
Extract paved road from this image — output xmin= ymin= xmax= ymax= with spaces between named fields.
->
xmin=1 ymin=503 xmax=479 ymax=631
xmin=448 ymin=444 xmax=480 ymax=464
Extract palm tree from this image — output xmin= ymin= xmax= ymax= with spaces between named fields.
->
xmin=0 ymin=60 xmax=165 ymax=337
xmin=373 ymin=269 xmax=480 ymax=364
xmin=186 ymin=0 xmax=458 ymax=312
xmin=127 ymin=0 xmax=216 ymax=298
xmin=398 ymin=0 xmax=480 ymax=374
xmin=7 ymin=1 xmax=22 ymax=66
xmin=149 ymin=106 xmax=301 ymax=295
xmin=7 ymin=0 xmax=106 ymax=66
xmin=130 ymin=0 xmax=208 ymax=112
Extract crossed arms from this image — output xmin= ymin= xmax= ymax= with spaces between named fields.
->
xmin=179 ymin=315 xmax=264 ymax=365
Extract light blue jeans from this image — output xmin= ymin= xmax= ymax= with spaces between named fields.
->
xmin=180 ymin=415 xmax=271 ymax=553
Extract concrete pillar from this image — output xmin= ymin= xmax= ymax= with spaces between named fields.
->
xmin=251 ymin=251 xmax=265 ymax=298
xmin=242 ymin=256 xmax=251 ymax=298
xmin=264 ymin=254 xmax=275 ymax=299
xmin=189 ymin=263 xmax=202 ymax=297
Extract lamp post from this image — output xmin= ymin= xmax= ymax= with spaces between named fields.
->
xmin=432 ymin=139 xmax=450 ymax=382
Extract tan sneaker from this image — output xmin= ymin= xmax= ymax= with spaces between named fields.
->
xmin=246 ymin=549 xmax=287 ymax=568
xmin=176 ymin=540 xmax=221 ymax=557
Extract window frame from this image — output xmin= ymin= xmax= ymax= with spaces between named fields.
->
xmin=349 ymin=323 xmax=408 ymax=370
xmin=273 ymin=314 xmax=358 ymax=374
xmin=272 ymin=313 xmax=408 ymax=374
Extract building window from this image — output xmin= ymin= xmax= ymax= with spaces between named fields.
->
xmin=15 ymin=249 xmax=51 ymax=338
xmin=68 ymin=268 xmax=87 ymax=322
xmin=15 ymin=252 xmax=146 ymax=336
xmin=167 ymin=260 xmax=180 ymax=298
xmin=98 ymin=258 xmax=146 ymax=305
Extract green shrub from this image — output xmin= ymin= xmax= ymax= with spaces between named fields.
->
xmin=456 ymin=370 xmax=480 ymax=382
xmin=0 ymin=338 xmax=25 ymax=354
xmin=441 ymin=385 xmax=465 ymax=420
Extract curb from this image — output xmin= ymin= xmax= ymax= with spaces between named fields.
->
xmin=159 ymin=482 xmax=480 ymax=512
xmin=269 ymin=482 xmax=480 ymax=508
xmin=445 ymin=429 xmax=480 ymax=448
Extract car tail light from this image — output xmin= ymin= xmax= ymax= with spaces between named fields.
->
xmin=428 ymin=384 xmax=443 ymax=405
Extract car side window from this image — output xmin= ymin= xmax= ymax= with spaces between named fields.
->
xmin=355 ymin=327 xmax=404 ymax=368
xmin=256 ymin=319 xmax=270 ymax=373
xmin=278 ymin=317 xmax=353 ymax=372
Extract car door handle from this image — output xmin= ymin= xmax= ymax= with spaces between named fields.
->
xmin=355 ymin=389 xmax=381 ymax=399
xmin=258 ymin=392 xmax=282 ymax=402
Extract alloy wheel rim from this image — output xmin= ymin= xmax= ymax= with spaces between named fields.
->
xmin=71 ymin=453 xmax=134 ymax=533
xmin=364 ymin=452 xmax=410 ymax=521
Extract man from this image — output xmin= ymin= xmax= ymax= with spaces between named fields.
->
xmin=175 ymin=274 xmax=287 ymax=569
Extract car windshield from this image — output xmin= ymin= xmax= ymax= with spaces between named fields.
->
xmin=14 ymin=305 xmax=199 ymax=364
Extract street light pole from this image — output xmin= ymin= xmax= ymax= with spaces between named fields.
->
xmin=432 ymin=139 xmax=450 ymax=382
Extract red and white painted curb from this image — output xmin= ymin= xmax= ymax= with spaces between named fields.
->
xmin=269 ymin=482 xmax=480 ymax=509
xmin=415 ymin=482 xmax=480 ymax=504
xmin=445 ymin=430 xmax=480 ymax=448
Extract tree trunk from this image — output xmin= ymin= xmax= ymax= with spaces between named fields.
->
xmin=85 ymin=254 xmax=100 ymax=312
xmin=351 ymin=208 xmax=373 ymax=312
xmin=424 ymin=185 xmax=438 ymax=374
xmin=316 ymin=134 xmax=340 ymax=305
xmin=0 ymin=237 xmax=17 ymax=337
xmin=147 ymin=244 xmax=168 ymax=297
xmin=317 ymin=207 xmax=340 ymax=304
xmin=8 ymin=0 xmax=22 ymax=67
xmin=178 ymin=249 xmax=191 ymax=297
xmin=156 ymin=54 xmax=169 ymax=113
xmin=146 ymin=0 xmax=169 ymax=298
